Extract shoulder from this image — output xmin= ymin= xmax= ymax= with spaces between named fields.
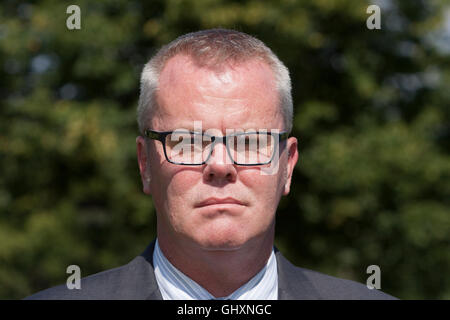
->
xmin=25 ymin=253 xmax=160 ymax=300
xmin=275 ymin=251 xmax=397 ymax=300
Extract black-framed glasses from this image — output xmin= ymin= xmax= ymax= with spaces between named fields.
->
xmin=144 ymin=129 xmax=289 ymax=166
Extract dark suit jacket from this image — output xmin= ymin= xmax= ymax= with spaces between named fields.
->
xmin=25 ymin=240 xmax=396 ymax=300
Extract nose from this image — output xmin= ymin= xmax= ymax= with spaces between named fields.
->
xmin=203 ymin=138 xmax=237 ymax=184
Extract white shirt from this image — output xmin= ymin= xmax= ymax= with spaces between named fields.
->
xmin=153 ymin=239 xmax=278 ymax=300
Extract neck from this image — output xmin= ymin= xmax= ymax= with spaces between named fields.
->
xmin=157 ymin=226 xmax=275 ymax=298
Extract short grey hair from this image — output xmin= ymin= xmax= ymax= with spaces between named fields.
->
xmin=137 ymin=29 xmax=293 ymax=133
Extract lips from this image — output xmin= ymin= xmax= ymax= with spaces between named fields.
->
xmin=195 ymin=197 xmax=244 ymax=208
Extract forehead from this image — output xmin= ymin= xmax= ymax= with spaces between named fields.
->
xmin=151 ymin=55 xmax=283 ymax=132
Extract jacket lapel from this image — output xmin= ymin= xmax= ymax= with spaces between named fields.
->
xmin=139 ymin=240 xmax=163 ymax=300
xmin=275 ymin=249 xmax=322 ymax=299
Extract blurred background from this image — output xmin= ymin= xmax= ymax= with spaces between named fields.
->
xmin=0 ymin=0 xmax=449 ymax=299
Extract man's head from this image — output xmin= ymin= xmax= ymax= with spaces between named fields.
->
xmin=137 ymin=28 xmax=293 ymax=134
xmin=136 ymin=29 xmax=298 ymax=252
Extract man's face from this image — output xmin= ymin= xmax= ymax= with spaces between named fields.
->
xmin=137 ymin=55 xmax=298 ymax=251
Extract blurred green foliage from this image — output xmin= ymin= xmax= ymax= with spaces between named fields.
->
xmin=0 ymin=0 xmax=449 ymax=299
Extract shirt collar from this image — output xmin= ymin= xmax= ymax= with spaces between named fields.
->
xmin=153 ymin=239 xmax=278 ymax=300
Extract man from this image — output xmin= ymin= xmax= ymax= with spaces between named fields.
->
xmin=26 ymin=29 xmax=395 ymax=300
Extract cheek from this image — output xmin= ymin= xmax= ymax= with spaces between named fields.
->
xmin=152 ymin=165 xmax=200 ymax=205
xmin=167 ymin=170 xmax=203 ymax=199
xmin=238 ymin=169 xmax=284 ymax=212
xmin=151 ymin=169 xmax=202 ymax=235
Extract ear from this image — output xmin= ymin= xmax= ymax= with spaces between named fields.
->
xmin=136 ymin=136 xmax=152 ymax=195
xmin=283 ymin=137 xmax=299 ymax=196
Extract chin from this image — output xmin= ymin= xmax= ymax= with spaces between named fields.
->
xmin=195 ymin=232 xmax=248 ymax=252
xmin=208 ymin=218 xmax=251 ymax=244
xmin=200 ymin=242 xmax=243 ymax=252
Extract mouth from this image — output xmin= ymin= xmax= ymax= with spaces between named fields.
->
xmin=195 ymin=197 xmax=245 ymax=208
